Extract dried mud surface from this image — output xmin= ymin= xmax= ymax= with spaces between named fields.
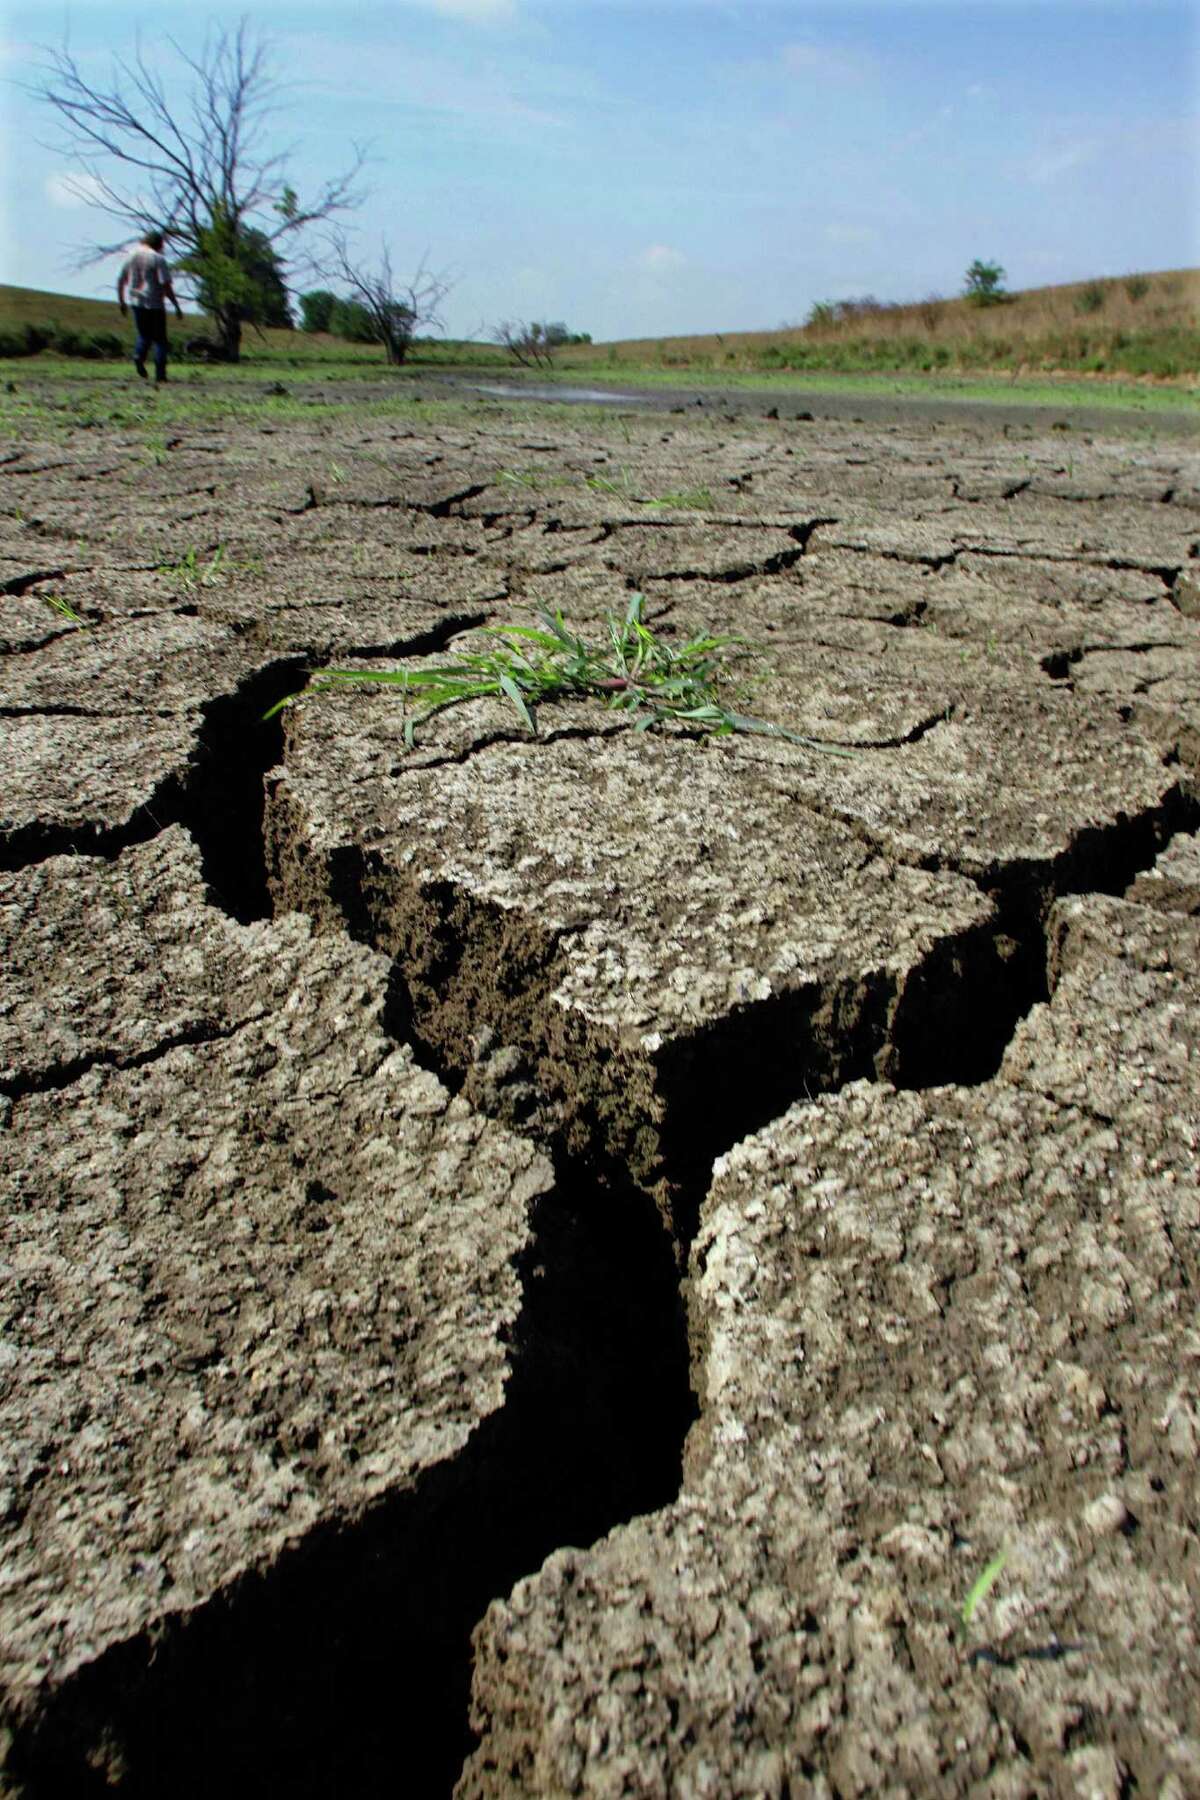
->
xmin=2 ymin=388 xmax=1199 ymax=1796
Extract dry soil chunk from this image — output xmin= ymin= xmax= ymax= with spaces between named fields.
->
xmin=462 ymin=900 xmax=1200 ymax=1798
xmin=0 ymin=899 xmax=551 ymax=1766
xmin=599 ymin=521 xmax=806 ymax=582
xmin=0 ymin=614 xmax=245 ymax=715
xmin=1125 ymin=829 xmax=1200 ymax=915
xmin=0 ymin=711 xmax=199 ymax=862
xmin=740 ymin=675 xmax=1179 ymax=882
xmin=269 ymin=714 xmax=993 ymax=1222
xmin=1003 ymin=891 xmax=1200 ymax=1113
xmin=0 ymin=827 xmax=314 ymax=1092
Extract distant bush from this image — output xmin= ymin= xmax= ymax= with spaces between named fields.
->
xmin=0 ymin=320 xmax=124 ymax=360
xmin=833 ymin=295 xmax=887 ymax=324
xmin=1124 ymin=275 xmax=1151 ymax=303
xmin=541 ymin=321 xmax=591 ymax=347
xmin=964 ymin=259 xmax=1008 ymax=306
xmin=46 ymin=324 xmax=125 ymax=359
xmin=299 ymin=289 xmax=337 ymax=333
xmin=328 ymin=297 xmax=377 ymax=343
xmin=1074 ymin=282 xmax=1106 ymax=315
xmin=804 ymin=296 xmax=895 ymax=332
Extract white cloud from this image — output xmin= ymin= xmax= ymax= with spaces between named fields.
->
xmin=780 ymin=41 xmax=870 ymax=84
xmin=1026 ymin=139 xmax=1100 ymax=184
xmin=428 ymin=0 xmax=517 ymax=20
xmin=45 ymin=171 xmax=109 ymax=210
xmin=282 ymin=34 xmax=562 ymax=128
xmin=637 ymin=244 xmax=686 ymax=272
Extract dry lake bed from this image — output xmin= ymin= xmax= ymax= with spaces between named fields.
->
xmin=2 ymin=372 xmax=1199 ymax=1796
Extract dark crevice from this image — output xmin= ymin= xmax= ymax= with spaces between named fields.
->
xmin=375 ymin=718 xmax=629 ymax=779
xmin=263 ymin=824 xmax=1031 ymax=1255
xmin=0 ymin=1019 xmax=245 ymax=1104
xmin=823 ymin=708 xmax=951 ymax=752
xmin=900 ymin=777 xmax=1200 ymax=1088
xmin=819 ymin=539 xmax=962 ymax=572
xmin=0 ymin=774 xmax=188 ymax=875
xmin=0 ymin=661 xmax=303 ymax=890
xmin=1099 ymin=640 xmax=1181 ymax=658
xmin=181 ymin=659 xmax=309 ymax=921
xmin=1 ymin=568 xmax=67 ymax=595
xmin=2 ymin=1160 xmax=693 ymax=1800
xmin=627 ymin=545 xmax=811 ymax=584
xmin=789 ymin=516 xmax=839 ymax=549
xmin=0 ymin=627 xmax=84 ymax=656
xmin=883 ymin=596 xmax=929 ymax=629
xmin=418 ymin=481 xmax=490 ymax=517
xmin=0 ymin=704 xmax=111 ymax=719
xmin=1041 ymin=647 xmax=1083 ymax=682
xmin=332 ymin=611 xmax=490 ymax=661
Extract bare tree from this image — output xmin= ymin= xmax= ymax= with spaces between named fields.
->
xmin=495 ymin=320 xmax=556 ymax=369
xmin=318 ymin=235 xmax=452 ymax=365
xmin=30 ymin=21 xmax=367 ymax=360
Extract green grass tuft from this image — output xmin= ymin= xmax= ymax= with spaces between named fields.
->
xmin=961 ymin=1550 xmax=1009 ymax=1632
xmin=265 ymin=595 xmax=853 ymax=754
xmin=41 ymin=593 xmax=89 ymax=625
xmin=156 ymin=545 xmax=229 ymax=589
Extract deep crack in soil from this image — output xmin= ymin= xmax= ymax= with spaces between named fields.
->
xmin=3 ymin=1165 xmax=692 ymax=1800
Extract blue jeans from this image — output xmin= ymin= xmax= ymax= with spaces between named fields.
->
xmin=133 ymin=306 xmax=168 ymax=378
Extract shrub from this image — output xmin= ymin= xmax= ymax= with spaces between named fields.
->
xmin=0 ymin=321 xmax=123 ymax=360
xmin=964 ymin=259 xmax=1008 ymax=306
xmin=804 ymin=300 xmax=836 ymax=331
xmin=1074 ymin=282 xmax=1106 ymax=315
xmin=1124 ymin=275 xmax=1151 ymax=303
xmin=834 ymin=295 xmax=886 ymax=324
xmin=329 ymin=297 xmax=377 ymax=342
xmin=299 ymin=289 xmax=337 ymax=333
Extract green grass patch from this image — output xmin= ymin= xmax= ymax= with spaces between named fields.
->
xmin=585 ymin=466 xmax=714 ymax=508
xmin=267 ymin=595 xmax=852 ymax=753
xmin=40 ymin=593 xmax=90 ymax=625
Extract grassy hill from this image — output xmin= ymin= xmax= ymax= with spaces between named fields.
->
xmin=2 ymin=268 xmax=1197 ymax=382
xmin=560 ymin=268 xmax=1199 ymax=383
xmin=0 ymin=284 xmax=354 ymax=359
xmin=0 ymin=284 xmax=501 ymax=366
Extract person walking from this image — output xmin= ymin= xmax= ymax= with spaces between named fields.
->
xmin=117 ymin=230 xmax=183 ymax=382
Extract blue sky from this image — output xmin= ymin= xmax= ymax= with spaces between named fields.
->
xmin=1 ymin=1 xmax=1197 ymax=340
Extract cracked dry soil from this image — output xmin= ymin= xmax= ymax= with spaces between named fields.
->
xmin=2 ymin=385 xmax=1199 ymax=1797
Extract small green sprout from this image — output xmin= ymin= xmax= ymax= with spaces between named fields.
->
xmin=41 ymin=593 xmax=89 ymax=625
xmin=157 ymin=544 xmax=229 ymax=589
xmin=961 ymin=1550 xmax=1009 ymax=1633
xmin=264 ymin=595 xmax=854 ymax=755
xmin=497 ymin=466 xmax=554 ymax=491
xmin=585 ymin=468 xmax=635 ymax=498
xmin=585 ymin=469 xmax=712 ymax=510
xmin=643 ymin=487 xmax=713 ymax=511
